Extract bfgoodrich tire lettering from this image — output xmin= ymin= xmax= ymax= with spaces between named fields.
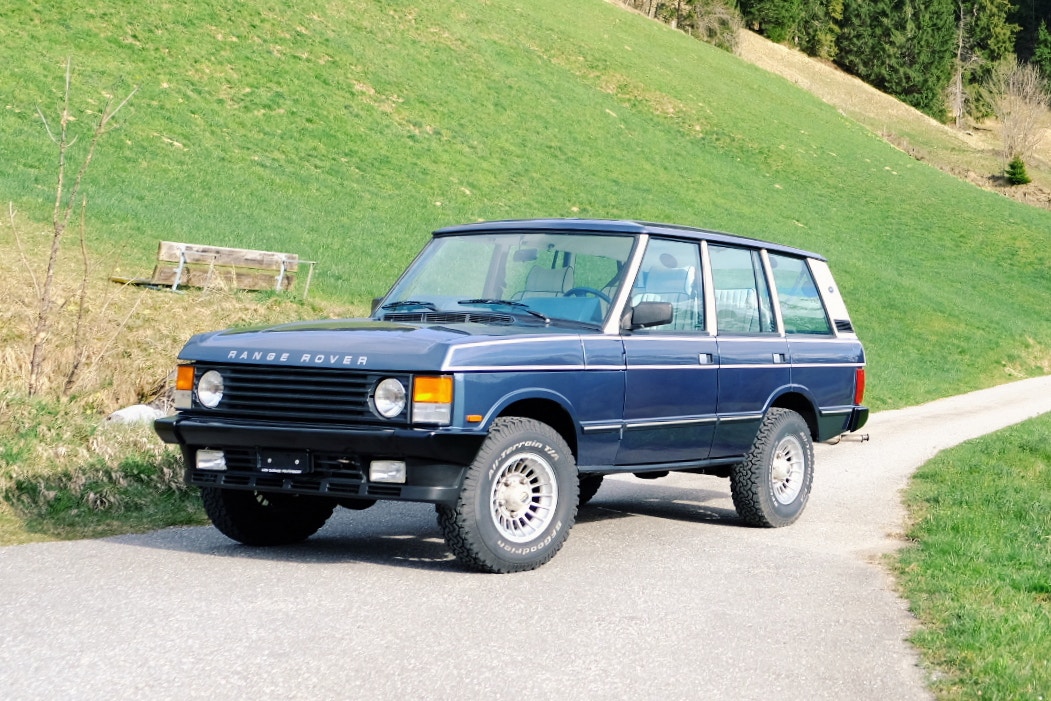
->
xmin=201 ymin=487 xmax=336 ymax=545
xmin=437 ymin=417 xmax=579 ymax=573
xmin=730 ymin=408 xmax=814 ymax=528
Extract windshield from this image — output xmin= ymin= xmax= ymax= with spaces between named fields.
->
xmin=380 ymin=232 xmax=636 ymax=326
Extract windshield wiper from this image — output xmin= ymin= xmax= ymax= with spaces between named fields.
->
xmin=457 ymin=298 xmax=550 ymax=323
xmin=381 ymin=300 xmax=438 ymax=311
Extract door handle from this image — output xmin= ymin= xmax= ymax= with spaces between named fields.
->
xmin=772 ymin=353 xmax=787 ymax=364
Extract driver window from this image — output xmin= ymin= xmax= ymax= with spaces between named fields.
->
xmin=630 ymin=239 xmax=704 ymax=333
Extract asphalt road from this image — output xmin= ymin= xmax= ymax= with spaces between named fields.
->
xmin=3 ymin=376 xmax=1051 ymax=701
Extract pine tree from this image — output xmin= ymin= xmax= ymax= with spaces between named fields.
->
xmin=836 ymin=0 xmax=957 ymax=119
xmin=738 ymin=0 xmax=804 ymax=43
xmin=959 ymin=0 xmax=1021 ymax=119
xmin=796 ymin=0 xmax=843 ymax=58
xmin=1005 ymin=155 xmax=1032 ymax=184
xmin=1034 ymin=21 xmax=1051 ymax=79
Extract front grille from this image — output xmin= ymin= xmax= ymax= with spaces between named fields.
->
xmin=193 ymin=364 xmax=409 ymax=426
xmin=383 ymin=311 xmax=514 ymax=325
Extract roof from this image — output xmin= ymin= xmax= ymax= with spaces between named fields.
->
xmin=432 ymin=218 xmax=825 ymax=261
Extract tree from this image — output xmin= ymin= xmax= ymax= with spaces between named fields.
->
xmin=1034 ymin=21 xmax=1051 ymax=79
xmin=795 ymin=0 xmax=843 ymax=59
xmin=618 ymin=1 xmax=743 ymax=52
xmin=836 ymin=0 xmax=957 ymax=119
xmin=687 ymin=0 xmax=744 ymax=52
xmin=958 ymin=0 xmax=1020 ymax=121
xmin=1010 ymin=0 xmax=1051 ymax=60
xmin=738 ymin=0 xmax=804 ymax=43
xmin=21 ymin=59 xmax=137 ymax=397
xmin=1005 ymin=154 xmax=1032 ymax=183
xmin=988 ymin=59 xmax=1049 ymax=164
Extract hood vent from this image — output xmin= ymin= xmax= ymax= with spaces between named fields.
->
xmin=382 ymin=311 xmax=515 ymax=325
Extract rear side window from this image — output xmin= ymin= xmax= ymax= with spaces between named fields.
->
xmin=709 ymin=245 xmax=776 ymax=334
xmin=769 ymin=253 xmax=832 ymax=335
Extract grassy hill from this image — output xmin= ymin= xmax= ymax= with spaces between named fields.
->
xmin=2 ymin=0 xmax=1051 ymax=410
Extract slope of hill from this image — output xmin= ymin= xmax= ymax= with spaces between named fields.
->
xmin=735 ymin=29 xmax=1051 ymax=208
xmin=2 ymin=0 xmax=1050 ymax=410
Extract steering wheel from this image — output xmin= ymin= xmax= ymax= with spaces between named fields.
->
xmin=564 ymin=286 xmax=612 ymax=303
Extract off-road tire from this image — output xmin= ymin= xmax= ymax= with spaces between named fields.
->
xmin=201 ymin=487 xmax=336 ymax=545
xmin=437 ymin=417 xmax=579 ymax=573
xmin=578 ymin=474 xmax=604 ymax=506
xmin=729 ymin=408 xmax=814 ymax=528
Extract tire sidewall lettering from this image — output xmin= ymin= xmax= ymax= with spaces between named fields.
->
xmin=765 ymin=426 xmax=811 ymax=516
xmin=483 ymin=437 xmax=568 ymax=558
xmin=496 ymin=519 xmax=563 ymax=555
xmin=487 ymin=438 xmax=560 ymax=481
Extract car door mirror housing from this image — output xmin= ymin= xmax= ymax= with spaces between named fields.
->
xmin=627 ymin=301 xmax=674 ymax=330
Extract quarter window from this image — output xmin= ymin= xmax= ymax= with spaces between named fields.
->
xmin=769 ymin=253 xmax=833 ymax=335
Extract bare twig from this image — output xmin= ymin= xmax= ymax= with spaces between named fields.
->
xmin=26 ymin=57 xmax=138 ymax=396
xmin=84 ymin=292 xmax=145 ymax=381
xmin=8 ymin=203 xmax=42 ymax=299
xmin=64 ymin=196 xmax=90 ymax=394
xmin=988 ymin=60 xmax=1050 ymax=164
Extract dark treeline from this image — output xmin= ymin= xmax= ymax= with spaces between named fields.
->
xmin=622 ymin=0 xmax=1051 ymax=122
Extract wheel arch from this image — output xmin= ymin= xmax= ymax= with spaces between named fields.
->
xmin=494 ymin=396 xmax=579 ymax=460
xmin=768 ymin=389 xmax=819 ymax=440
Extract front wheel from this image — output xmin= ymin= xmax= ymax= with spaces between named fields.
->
xmin=729 ymin=408 xmax=814 ymax=528
xmin=200 ymin=488 xmax=336 ymax=545
xmin=437 ymin=417 xmax=579 ymax=573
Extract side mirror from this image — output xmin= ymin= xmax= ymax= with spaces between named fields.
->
xmin=625 ymin=301 xmax=673 ymax=330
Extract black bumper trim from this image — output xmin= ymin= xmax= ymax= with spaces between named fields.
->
xmin=188 ymin=469 xmax=462 ymax=504
xmin=847 ymin=406 xmax=869 ymax=432
xmin=155 ymin=415 xmax=486 ymax=466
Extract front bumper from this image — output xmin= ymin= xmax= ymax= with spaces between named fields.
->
xmin=155 ymin=415 xmax=486 ymax=504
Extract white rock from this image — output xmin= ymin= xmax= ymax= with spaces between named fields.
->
xmin=104 ymin=404 xmax=165 ymax=424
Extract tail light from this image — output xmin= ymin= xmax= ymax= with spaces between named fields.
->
xmin=854 ymin=368 xmax=866 ymax=405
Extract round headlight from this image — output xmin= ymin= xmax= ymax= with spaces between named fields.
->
xmin=197 ymin=370 xmax=225 ymax=408
xmin=374 ymin=378 xmax=407 ymax=418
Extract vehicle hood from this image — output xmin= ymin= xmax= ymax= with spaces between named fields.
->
xmin=178 ymin=318 xmax=592 ymax=372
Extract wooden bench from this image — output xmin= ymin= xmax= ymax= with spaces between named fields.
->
xmin=115 ymin=242 xmax=316 ymax=296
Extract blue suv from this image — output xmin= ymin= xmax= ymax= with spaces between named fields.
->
xmin=156 ymin=219 xmax=868 ymax=573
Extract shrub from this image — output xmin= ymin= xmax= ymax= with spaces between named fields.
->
xmin=1005 ymin=155 xmax=1032 ymax=185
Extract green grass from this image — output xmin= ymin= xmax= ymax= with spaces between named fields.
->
xmin=0 ymin=392 xmax=206 ymax=544
xmin=2 ymin=0 xmax=1050 ymax=410
xmin=2 ymin=5 xmax=1051 ymax=690
xmin=896 ymin=414 xmax=1051 ymax=699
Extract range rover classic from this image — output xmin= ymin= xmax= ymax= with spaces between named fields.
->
xmin=155 ymin=219 xmax=868 ymax=573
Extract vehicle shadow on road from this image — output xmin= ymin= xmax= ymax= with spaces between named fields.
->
xmin=106 ymin=502 xmax=468 ymax=573
xmin=579 ymin=478 xmax=742 ymax=527
xmin=108 ymin=479 xmax=742 ymax=571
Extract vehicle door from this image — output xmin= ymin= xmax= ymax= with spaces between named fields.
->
xmin=615 ymin=238 xmax=718 ymax=466
xmin=709 ymin=244 xmax=790 ymax=458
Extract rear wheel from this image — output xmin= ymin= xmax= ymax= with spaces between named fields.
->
xmin=200 ymin=487 xmax=336 ymax=545
xmin=437 ymin=417 xmax=578 ymax=573
xmin=730 ymin=408 xmax=814 ymax=527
